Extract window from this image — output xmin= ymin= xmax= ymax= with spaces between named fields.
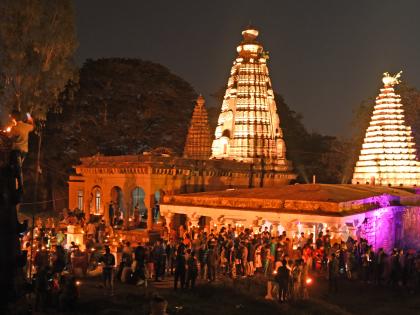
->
xmin=95 ymin=190 xmax=101 ymax=214
xmin=77 ymin=190 xmax=84 ymax=211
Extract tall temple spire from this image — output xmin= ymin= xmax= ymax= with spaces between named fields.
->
xmin=352 ymin=71 xmax=420 ymax=186
xmin=211 ymin=26 xmax=288 ymax=165
xmin=183 ymin=95 xmax=212 ymax=160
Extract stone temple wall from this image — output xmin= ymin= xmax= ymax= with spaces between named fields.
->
xmin=400 ymin=207 xmax=420 ymax=250
xmin=358 ymin=206 xmax=420 ymax=252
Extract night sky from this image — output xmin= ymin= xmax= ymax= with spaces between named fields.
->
xmin=73 ymin=0 xmax=420 ymax=136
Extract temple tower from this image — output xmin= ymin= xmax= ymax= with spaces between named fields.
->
xmin=183 ymin=95 xmax=212 ymax=160
xmin=211 ymin=26 xmax=288 ymax=166
xmin=352 ymin=71 xmax=420 ymax=186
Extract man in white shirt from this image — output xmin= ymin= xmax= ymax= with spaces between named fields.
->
xmin=86 ymin=221 xmax=96 ymax=241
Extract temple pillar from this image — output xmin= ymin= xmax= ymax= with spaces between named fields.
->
xmin=146 ymin=193 xmax=153 ymax=231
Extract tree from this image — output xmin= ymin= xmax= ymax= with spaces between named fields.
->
xmin=42 ymin=58 xmax=197 ymax=206
xmin=275 ymin=93 xmax=351 ymax=183
xmin=0 ymin=0 xmax=77 ymax=212
xmin=0 ymin=0 xmax=78 ymax=119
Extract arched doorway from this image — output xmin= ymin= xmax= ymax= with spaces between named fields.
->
xmin=132 ymin=187 xmax=147 ymax=220
xmin=153 ymin=190 xmax=166 ymax=222
xmin=110 ymin=186 xmax=124 ymax=226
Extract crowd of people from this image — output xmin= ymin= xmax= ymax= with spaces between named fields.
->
xmin=16 ymin=209 xmax=420 ymax=310
xmin=103 ymin=223 xmax=420 ymax=302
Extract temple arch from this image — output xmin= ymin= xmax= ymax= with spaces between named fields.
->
xmin=110 ymin=186 xmax=125 ymax=226
xmin=153 ymin=189 xmax=166 ymax=222
xmin=132 ymin=187 xmax=147 ymax=218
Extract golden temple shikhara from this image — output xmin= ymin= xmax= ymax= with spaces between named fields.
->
xmin=183 ymin=95 xmax=212 ymax=160
xmin=211 ymin=27 xmax=289 ymax=167
xmin=352 ymin=71 xmax=420 ymax=186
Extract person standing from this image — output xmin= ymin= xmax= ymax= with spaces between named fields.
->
xmin=97 ymin=220 xmax=105 ymax=244
xmin=7 ymin=110 xmax=34 ymax=200
xmin=119 ymin=242 xmax=133 ymax=283
xmin=198 ymin=243 xmax=208 ymax=280
xmin=186 ymin=251 xmax=199 ymax=289
xmin=152 ymin=240 xmax=164 ymax=282
xmin=254 ymin=243 xmax=263 ymax=273
xmin=240 ymin=242 xmax=248 ymax=277
xmin=291 ymin=260 xmax=303 ymax=301
xmin=134 ymin=243 xmax=147 ymax=287
xmin=174 ymin=246 xmax=186 ymax=290
xmin=207 ymin=244 xmax=218 ymax=282
xmin=100 ymin=246 xmax=115 ymax=295
xmin=86 ymin=220 xmax=96 ymax=241
xmin=275 ymin=259 xmax=290 ymax=302
xmin=328 ymin=253 xmax=339 ymax=293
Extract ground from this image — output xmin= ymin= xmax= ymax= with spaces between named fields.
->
xmin=32 ymin=274 xmax=420 ymax=315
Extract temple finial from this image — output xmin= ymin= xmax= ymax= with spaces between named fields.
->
xmin=382 ymin=71 xmax=402 ymax=86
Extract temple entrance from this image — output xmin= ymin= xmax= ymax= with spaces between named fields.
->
xmin=153 ymin=190 xmax=165 ymax=223
xmin=132 ymin=187 xmax=147 ymax=228
xmin=110 ymin=186 xmax=124 ymax=227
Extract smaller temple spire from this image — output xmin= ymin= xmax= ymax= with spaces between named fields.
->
xmin=183 ymin=95 xmax=212 ymax=160
xmin=352 ymin=71 xmax=420 ymax=186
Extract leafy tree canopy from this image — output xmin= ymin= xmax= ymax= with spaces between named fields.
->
xmin=0 ymin=0 xmax=77 ymax=120
xmin=45 ymin=58 xmax=197 ymax=177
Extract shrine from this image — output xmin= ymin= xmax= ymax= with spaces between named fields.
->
xmin=352 ymin=71 xmax=420 ymax=186
xmin=211 ymin=26 xmax=289 ymax=168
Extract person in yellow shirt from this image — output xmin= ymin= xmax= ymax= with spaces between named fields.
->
xmin=8 ymin=109 xmax=34 ymax=200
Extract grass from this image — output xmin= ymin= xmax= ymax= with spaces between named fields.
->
xmin=27 ymin=274 xmax=420 ymax=315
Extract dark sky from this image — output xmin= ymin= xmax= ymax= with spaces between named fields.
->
xmin=73 ymin=0 xmax=420 ymax=136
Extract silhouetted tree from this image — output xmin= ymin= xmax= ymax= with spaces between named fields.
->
xmin=42 ymin=58 xmax=197 ymax=206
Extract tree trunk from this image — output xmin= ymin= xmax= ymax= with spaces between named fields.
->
xmin=0 ymin=163 xmax=20 ymax=311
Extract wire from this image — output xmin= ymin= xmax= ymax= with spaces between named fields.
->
xmin=21 ymin=197 xmax=68 ymax=206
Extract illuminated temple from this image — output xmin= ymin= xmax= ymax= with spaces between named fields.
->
xmin=183 ymin=95 xmax=212 ymax=160
xmin=352 ymin=72 xmax=420 ymax=186
xmin=68 ymin=29 xmax=420 ymax=251
xmin=211 ymin=27 xmax=289 ymax=168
